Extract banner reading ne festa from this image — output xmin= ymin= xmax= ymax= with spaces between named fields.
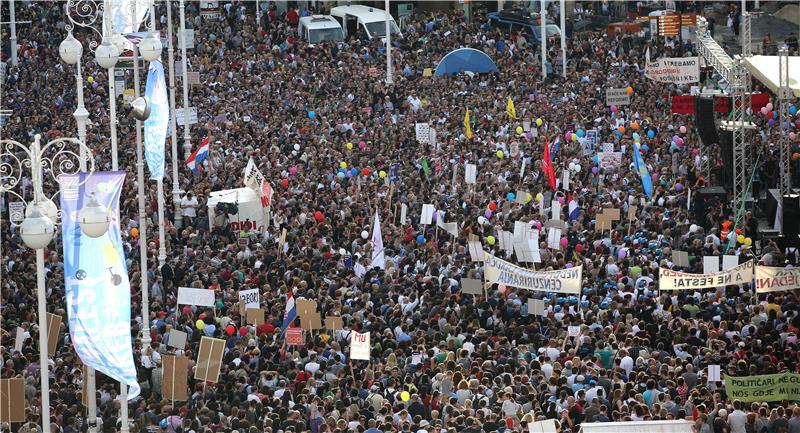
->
xmin=645 ymin=49 xmax=699 ymax=84
xmin=755 ymin=266 xmax=800 ymax=293
xmin=484 ymin=253 xmax=582 ymax=294
xmin=659 ymin=260 xmax=754 ymax=290
xmin=59 ymin=172 xmax=140 ymax=399
xmin=724 ymin=373 xmax=800 ymax=402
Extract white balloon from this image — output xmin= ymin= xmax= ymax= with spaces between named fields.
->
xmin=478 ymin=216 xmax=487 ymax=225
xmin=293 ymin=144 xmax=301 ymax=151
xmin=574 ymin=164 xmax=581 ymax=172
xmin=568 ymin=162 xmax=576 ymax=171
xmin=361 ymin=230 xmax=369 ymax=239
xmin=339 ymin=248 xmax=347 ymax=256
xmin=690 ymin=224 xmax=699 ymax=233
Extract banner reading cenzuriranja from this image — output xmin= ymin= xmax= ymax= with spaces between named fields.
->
xmin=724 ymin=373 xmax=800 ymax=402
xmin=755 ymin=266 xmax=800 ymax=293
xmin=659 ymin=260 xmax=754 ymax=291
xmin=484 ymin=253 xmax=581 ymax=294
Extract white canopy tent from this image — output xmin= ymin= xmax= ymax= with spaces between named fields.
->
xmin=578 ymin=420 xmax=694 ymax=433
xmin=743 ymin=55 xmax=800 ymax=97
xmin=207 ymin=187 xmax=268 ymax=233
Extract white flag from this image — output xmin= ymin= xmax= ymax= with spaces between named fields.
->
xmin=370 ymin=210 xmax=385 ymax=270
xmin=350 ymin=331 xmax=371 ymax=360
xmin=244 ymin=157 xmax=266 ymax=195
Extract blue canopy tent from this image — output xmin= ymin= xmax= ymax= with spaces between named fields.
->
xmin=434 ymin=48 xmax=497 ymax=76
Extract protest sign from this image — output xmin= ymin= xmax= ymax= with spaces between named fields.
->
xmin=461 ymin=278 xmax=484 ymax=295
xmin=464 ymin=163 xmax=477 ymax=184
xmin=597 ymin=152 xmax=622 ymax=170
xmin=659 ymin=260 xmax=754 ymax=290
xmin=707 ymin=365 xmax=721 ymax=383
xmin=238 ymin=289 xmax=260 ymax=309
xmin=163 ymin=355 xmax=188 ymax=401
xmin=325 ymin=316 xmax=343 ymax=331
xmin=605 ymin=88 xmax=631 ymax=106
xmin=755 ymin=266 xmax=800 ymax=293
xmin=285 ymin=328 xmax=304 ymax=346
xmin=568 ymin=326 xmax=581 ymax=337
xmin=0 ymin=378 xmax=25 ymax=422
xmin=528 ymin=419 xmax=557 ymax=433
xmin=350 ymin=331 xmax=371 ymax=360
xmin=246 ymin=308 xmax=265 ymax=326
xmin=177 ymin=287 xmax=215 ymax=307
xmin=528 ymin=298 xmax=546 ymax=317
xmin=194 ymin=337 xmax=225 ymax=383
xmin=645 ymin=53 xmax=699 ymax=83
xmin=420 ymin=204 xmax=435 ymax=225
xmin=671 ymin=95 xmax=695 ymax=114
xmin=13 ymin=327 xmax=25 ymax=352
xmin=724 ymin=373 xmax=800 ymax=402
xmin=484 ymin=254 xmax=582 ymax=294
xmin=47 ymin=313 xmax=62 ymax=356
xmin=168 ymin=330 xmax=187 ymax=350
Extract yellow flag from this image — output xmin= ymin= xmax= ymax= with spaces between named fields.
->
xmin=506 ymin=96 xmax=517 ymax=120
xmin=464 ymin=108 xmax=473 ymax=139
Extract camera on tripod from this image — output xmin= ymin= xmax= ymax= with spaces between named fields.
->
xmin=215 ymin=202 xmax=239 ymax=216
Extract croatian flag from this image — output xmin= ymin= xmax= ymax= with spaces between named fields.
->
xmin=568 ymin=198 xmax=580 ymax=220
xmin=551 ymin=137 xmax=561 ymax=156
xmin=185 ymin=137 xmax=209 ymax=174
xmin=281 ymin=289 xmax=297 ymax=336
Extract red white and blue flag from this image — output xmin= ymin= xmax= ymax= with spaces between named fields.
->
xmin=185 ymin=137 xmax=209 ymax=174
xmin=281 ymin=289 xmax=297 ymax=336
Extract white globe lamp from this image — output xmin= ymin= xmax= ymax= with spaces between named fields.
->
xmin=79 ymin=194 xmax=110 ymax=238
xmin=59 ymin=32 xmax=82 ymax=65
xmin=95 ymin=39 xmax=120 ymax=69
xmin=20 ymin=205 xmax=56 ymax=250
xmin=138 ymin=33 xmax=162 ymax=62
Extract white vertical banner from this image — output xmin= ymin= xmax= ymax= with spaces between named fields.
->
xmin=350 ymin=331 xmax=371 ymax=360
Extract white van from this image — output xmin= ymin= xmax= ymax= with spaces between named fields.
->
xmin=298 ymin=15 xmax=345 ymax=45
xmin=330 ymin=5 xmax=401 ymax=41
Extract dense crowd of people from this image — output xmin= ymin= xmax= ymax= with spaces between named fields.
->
xmin=2 ymin=2 xmax=800 ymax=433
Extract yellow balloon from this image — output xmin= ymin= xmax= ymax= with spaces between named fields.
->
xmin=486 ymin=235 xmax=496 ymax=245
xmin=379 ymin=170 xmax=386 ymax=179
xmin=526 ymin=193 xmax=533 ymax=203
xmin=536 ymin=193 xmax=544 ymax=202
xmin=737 ymin=234 xmax=745 ymax=244
xmin=87 ymin=76 xmax=94 ymax=83
xmin=346 ymin=142 xmax=353 ymax=150
xmin=421 ymin=99 xmax=428 ymax=105
xmin=515 ymin=126 xmax=523 ymax=135
xmin=195 ymin=320 xmax=205 ymax=330
xmin=744 ymin=237 xmax=752 ymax=246
xmin=340 ymin=161 xmax=347 ymax=169
xmin=496 ymin=150 xmax=504 ymax=159
xmin=400 ymin=391 xmax=410 ymax=402
xmin=536 ymin=118 xmax=543 ymax=127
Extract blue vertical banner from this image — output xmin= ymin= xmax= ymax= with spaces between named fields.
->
xmin=59 ymin=172 xmax=140 ymax=399
xmin=632 ymin=142 xmax=653 ymax=198
xmin=144 ymin=59 xmax=168 ymax=180
xmin=103 ymin=0 xmax=150 ymax=36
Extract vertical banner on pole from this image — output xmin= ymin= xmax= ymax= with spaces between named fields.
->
xmin=59 ymin=172 xmax=140 ymax=399
xmin=144 ymin=60 xmax=169 ymax=180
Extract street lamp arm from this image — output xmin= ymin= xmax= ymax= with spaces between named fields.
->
xmin=36 ymin=137 xmax=96 ymax=183
xmin=0 ymin=138 xmax=35 ymax=193
xmin=65 ymin=0 xmax=105 ymax=45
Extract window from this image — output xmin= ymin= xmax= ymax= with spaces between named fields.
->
xmin=364 ymin=21 xmax=400 ymax=37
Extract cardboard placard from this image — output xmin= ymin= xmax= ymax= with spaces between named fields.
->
xmin=177 ymin=287 xmax=215 ymax=307
xmin=516 ymin=190 xmax=528 ymax=205
xmin=468 ymin=240 xmax=485 ymax=262
xmin=246 ymin=308 xmax=265 ymax=326
xmin=168 ymin=330 xmax=188 ymax=350
xmin=301 ymin=313 xmax=322 ymax=331
xmin=703 ymin=256 xmax=720 ymax=274
xmin=285 ymin=328 xmax=304 ymax=346
xmin=423 ymin=68 xmax=433 ymax=77
xmin=0 ymin=378 xmax=25 ymax=422
xmin=568 ymin=326 xmax=581 ymax=337
xmin=628 ymin=205 xmax=638 ymax=220
xmin=400 ymin=203 xmax=408 ymax=225
xmin=707 ymin=364 xmax=721 ymax=383
xmin=528 ymin=298 xmax=546 ymax=317
xmin=528 ymin=419 xmax=558 ymax=433
xmin=163 ymin=355 xmax=188 ymax=401
xmin=194 ymin=336 xmax=225 ymax=383
xmin=672 ymin=250 xmax=690 ymax=267
xmin=461 ymin=278 xmax=484 ymax=295
xmin=295 ymin=298 xmax=317 ymax=318
xmin=47 ymin=313 xmax=63 ymax=356
xmin=464 ymin=164 xmax=477 ymax=184
xmin=605 ymin=88 xmax=631 ymax=106
xmin=350 ymin=331 xmax=371 ymax=360
xmin=722 ymin=255 xmax=739 ymax=271
xmin=13 ymin=327 xmax=25 ymax=352
xmin=325 ymin=316 xmax=343 ymax=331
xmin=420 ymin=204 xmax=435 ymax=225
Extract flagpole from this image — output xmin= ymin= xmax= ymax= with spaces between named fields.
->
xmin=166 ymin=0 xmax=182 ymax=230
xmin=540 ymin=0 xmax=547 ymax=79
xmin=560 ymin=0 xmax=566 ymax=78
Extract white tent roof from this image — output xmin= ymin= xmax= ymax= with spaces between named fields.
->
xmin=206 ymin=187 xmax=260 ymax=208
xmin=579 ymin=420 xmax=694 ymax=433
xmin=743 ymin=55 xmax=800 ymax=97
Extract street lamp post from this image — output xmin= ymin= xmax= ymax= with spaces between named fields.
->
xmin=179 ymin=0 xmax=192 ymax=160
xmin=166 ymin=0 xmax=183 ymax=230
xmin=1 ymin=134 xmax=109 ymax=433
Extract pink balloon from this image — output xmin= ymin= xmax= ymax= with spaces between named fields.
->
xmin=560 ymin=237 xmax=568 ymax=248
xmin=766 ymin=102 xmax=774 ymax=111
xmin=565 ymin=132 xmax=572 ymax=141
xmin=498 ymin=284 xmax=507 ymax=294
xmin=558 ymin=196 xmax=565 ymax=205
xmin=651 ymin=173 xmax=659 ymax=182
xmin=679 ymin=126 xmax=687 ymax=134
xmin=618 ymin=249 xmax=627 ymax=260
xmin=675 ymin=137 xmax=684 ymax=147
xmin=289 ymin=166 xmax=298 ymax=175
xmin=610 ymin=105 xmax=618 ymax=113
xmin=761 ymin=107 xmax=769 ymax=115
xmin=359 ymin=141 xmax=367 ymax=149
xmin=533 ymin=221 xmax=542 ymax=230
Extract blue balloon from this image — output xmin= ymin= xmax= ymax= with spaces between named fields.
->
xmin=593 ymin=155 xmax=600 ymax=163
xmin=642 ymin=144 xmax=649 ymax=152
xmin=337 ymin=172 xmax=345 ymax=178
xmin=416 ymin=234 xmax=425 ymax=245
xmin=507 ymin=192 xmax=516 ymax=201
xmin=338 ymin=168 xmax=346 ymax=174
xmin=790 ymin=105 xmax=798 ymax=116
xmin=576 ymin=129 xmax=585 ymax=138
xmin=647 ymin=130 xmax=655 ymax=138
xmin=345 ymin=171 xmax=353 ymax=178
xmin=308 ymin=111 xmax=316 ymax=119
xmin=350 ymin=168 xmax=358 ymax=176
xmin=632 ymin=132 xmax=640 ymax=140
xmin=615 ymin=130 xmax=622 ymax=137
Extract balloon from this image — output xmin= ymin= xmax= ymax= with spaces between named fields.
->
xmin=632 ymin=121 xmax=639 ymax=130
xmin=361 ymin=168 xmax=371 ymax=176
xmin=575 ymin=164 xmax=581 ymax=172
xmin=340 ymin=161 xmax=347 ymax=169
xmin=359 ymin=141 xmax=366 ymax=149
xmin=571 ymin=134 xmax=578 ymax=142
xmin=88 ymin=76 xmax=94 ymax=83
xmin=486 ymin=235 xmax=496 ymax=245
xmin=632 ymin=132 xmax=640 ymax=140
xmin=195 ymin=320 xmax=205 ymax=330
xmin=768 ymin=118 xmax=775 ymax=127
xmin=647 ymin=130 xmax=655 ymax=138
xmin=361 ymin=230 xmax=369 ymax=239
xmin=610 ymin=105 xmax=618 ymax=113
xmin=575 ymin=243 xmax=584 ymax=253
xmin=280 ymin=178 xmax=289 ymax=188
xmin=526 ymin=193 xmax=532 ymax=203
xmin=592 ymin=166 xmax=599 ymax=174
xmin=618 ymin=249 xmax=627 ymax=260
xmin=498 ymin=284 xmax=507 ymax=294
xmin=379 ymin=170 xmax=387 ymax=178
xmin=516 ymin=126 xmax=523 ymax=135
xmin=477 ymin=216 xmax=487 ymax=225
xmin=308 ymin=111 xmax=315 ymax=119
xmin=558 ymin=196 xmax=565 ymax=205
xmin=507 ymin=192 xmax=515 ymax=201
xmin=565 ymin=132 xmax=572 ymax=141
xmin=761 ymin=106 xmax=769 ymax=115
xmin=226 ymin=325 xmax=235 ymax=336
xmin=737 ymin=234 xmax=745 ymax=244
xmin=484 ymin=209 xmax=493 ymax=218
xmin=560 ymin=237 xmax=568 ymax=248
xmin=675 ymin=183 xmax=683 ymax=192
xmin=345 ymin=171 xmax=353 ymax=178
xmin=488 ymin=202 xmax=497 ymax=212
xmin=615 ymin=130 xmax=622 ymax=137
xmin=536 ymin=118 xmax=543 ymax=127
xmin=314 ymin=211 xmax=324 ymax=222
xmin=744 ymin=237 xmax=752 ymax=246
xmin=565 ymin=263 xmax=574 ymax=268
xmin=416 ymin=234 xmax=425 ymax=245
xmin=618 ymin=126 xmax=625 ymax=134
xmin=626 ymin=86 xmax=633 ymax=94
xmin=789 ymin=105 xmax=798 ymax=115
xmin=680 ymin=126 xmax=687 ymax=134
xmin=293 ymin=144 xmax=301 ymax=152
xmin=239 ymin=326 xmax=248 ymax=336
xmin=576 ymin=129 xmax=585 ymax=138
xmin=642 ymin=144 xmax=649 ymax=152
xmin=536 ymin=193 xmax=544 ymax=202
xmin=400 ymin=391 xmax=410 ymax=402
xmin=350 ymin=168 xmax=358 ymax=176
xmin=131 ymin=228 xmax=139 ymax=238
xmin=346 ymin=142 xmax=353 ymax=150
xmin=766 ymin=102 xmax=774 ymax=111
xmin=289 ymin=166 xmax=298 ymax=175
xmin=496 ymin=150 xmax=504 ymax=159
xmin=525 ymin=131 xmax=533 ymax=139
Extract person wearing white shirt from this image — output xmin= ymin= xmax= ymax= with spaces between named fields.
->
xmin=305 ymin=354 xmax=321 ymax=375
xmin=728 ymin=401 xmax=747 ymax=433
xmin=619 ymin=349 xmax=634 ymax=379
xmin=180 ymin=192 xmax=199 ymax=223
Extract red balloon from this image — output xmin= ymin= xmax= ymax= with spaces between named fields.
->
xmin=280 ymin=178 xmax=289 ymax=188
xmin=575 ymin=243 xmax=584 ymax=253
xmin=226 ymin=324 xmax=235 ymax=336
xmin=239 ymin=326 xmax=248 ymax=337
xmin=314 ymin=211 xmax=324 ymax=222
xmin=488 ymin=201 xmax=497 ymax=212
xmin=361 ymin=168 xmax=370 ymax=176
